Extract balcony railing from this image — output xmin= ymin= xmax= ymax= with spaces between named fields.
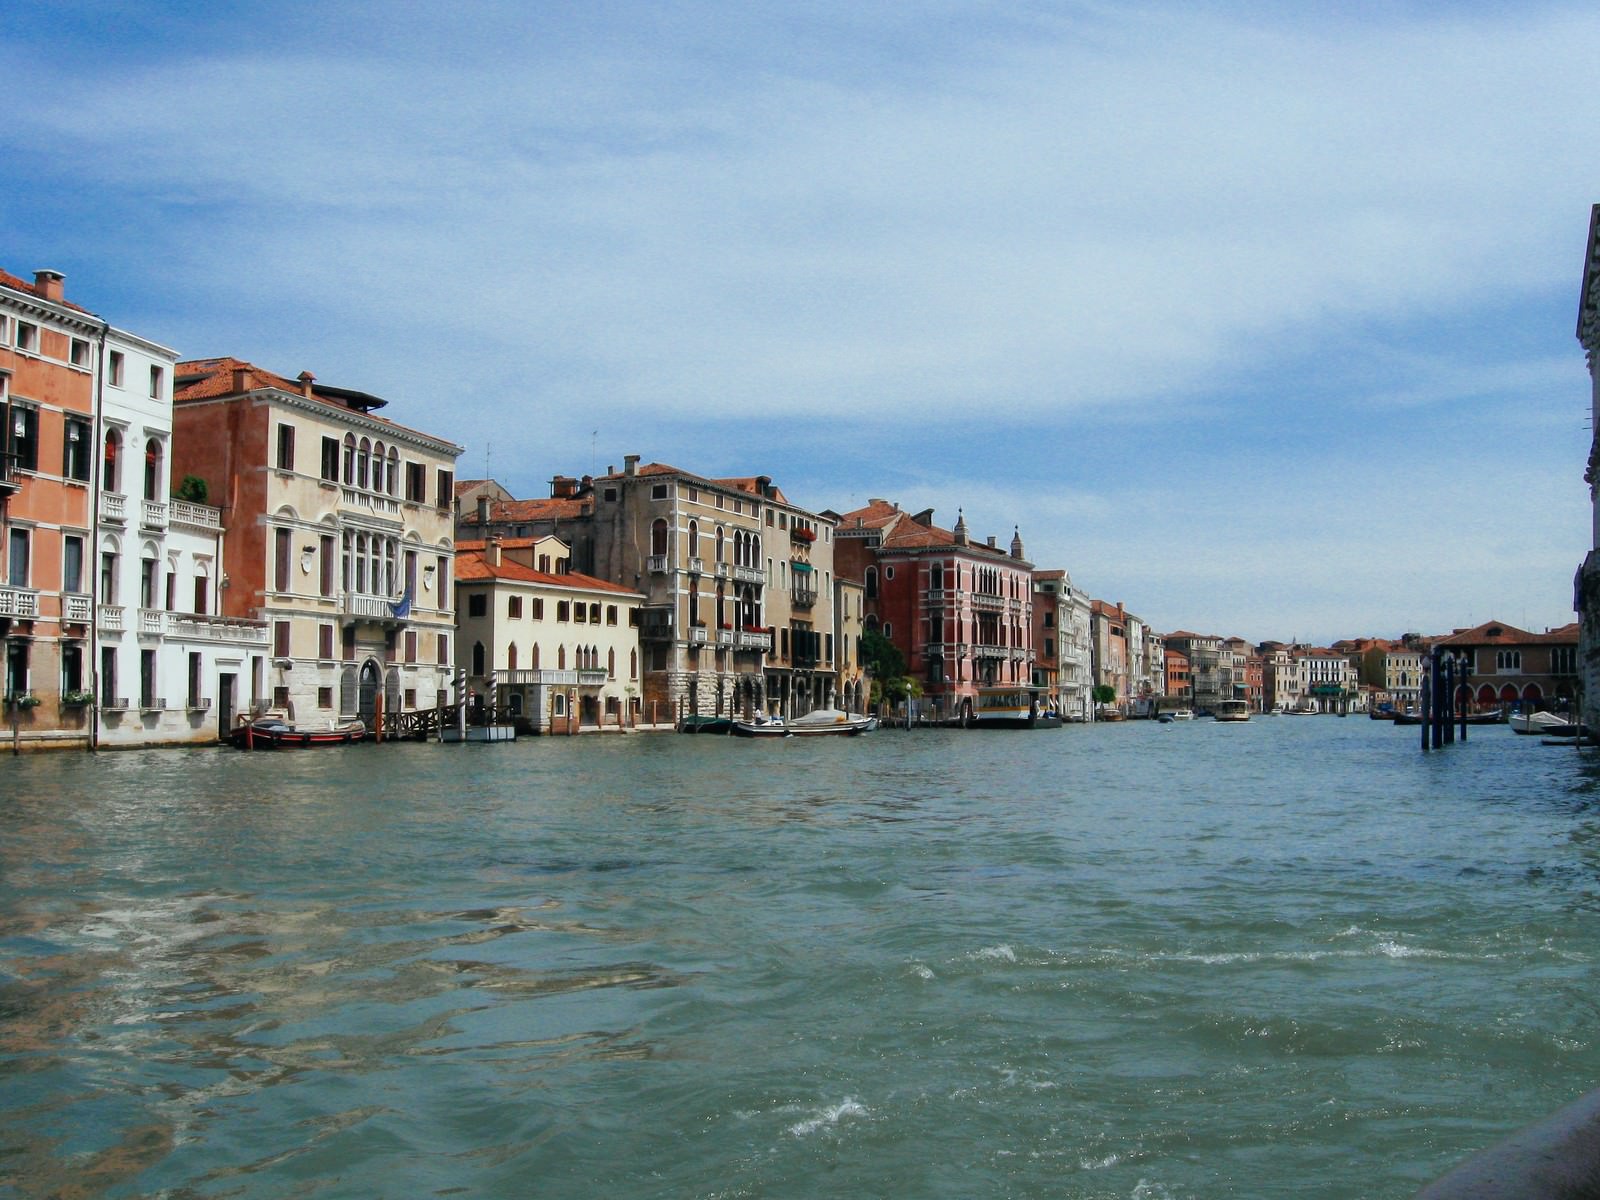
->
xmin=141 ymin=501 xmax=168 ymax=530
xmin=0 ymin=587 xmax=38 ymax=618
xmin=716 ymin=628 xmax=735 ymax=645
xmin=732 ymin=564 xmax=763 ymax=585
xmin=971 ymin=593 xmax=1005 ymax=611
xmin=790 ymin=585 xmax=817 ymax=609
xmin=168 ymin=614 xmax=271 ymax=644
xmin=689 ymin=626 xmax=708 ymax=644
xmin=576 ymin=669 xmax=609 ymax=686
xmin=647 ymin=554 xmax=668 ymax=574
xmin=138 ymin=608 xmax=166 ymax=635
xmin=98 ymin=604 xmax=125 ymax=632
xmin=714 ymin=562 xmax=731 ymax=579
xmin=169 ymin=500 xmax=222 ymax=531
xmin=687 ymin=556 xmax=705 ymax=575
xmin=342 ymin=591 xmax=403 ymax=621
xmin=99 ymin=491 xmax=127 ymax=523
xmin=62 ymin=593 xmax=91 ymax=623
xmin=737 ymin=630 xmax=772 ymax=650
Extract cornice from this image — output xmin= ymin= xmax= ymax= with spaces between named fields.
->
xmin=0 ymin=286 xmax=106 ymax=336
xmin=229 ymin=387 xmax=463 ymax=457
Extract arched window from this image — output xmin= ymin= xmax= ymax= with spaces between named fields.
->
xmin=472 ymin=641 xmax=485 ymax=675
xmin=688 ymin=520 xmax=699 ymax=561
xmin=558 ymin=645 xmax=566 ymax=669
xmin=716 ymin=526 xmax=725 ymax=563
xmin=143 ymin=438 xmax=162 ymax=501
xmin=103 ymin=428 xmax=121 ymax=492
xmin=630 ymin=649 xmax=637 ymax=679
xmin=508 ymin=643 xmax=518 ymax=671
xmin=865 ymin=566 xmax=878 ymax=599
xmin=387 ymin=447 xmax=399 ymax=495
xmin=531 ymin=644 xmax=540 ymax=669
xmin=342 ymin=433 xmax=356 ymax=484
xmin=357 ymin=438 xmax=371 ymax=490
xmin=608 ymin=648 xmax=616 ymax=678
xmin=553 ymin=692 xmax=566 ymax=716
xmin=651 ymin=518 xmax=668 ymax=556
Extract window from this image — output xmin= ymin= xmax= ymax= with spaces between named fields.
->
xmin=274 ymin=685 xmax=290 ymax=709
xmin=472 ymin=641 xmax=486 ymax=675
xmin=509 ymin=596 xmax=523 ymax=619
xmin=531 ymin=598 xmax=544 ymax=619
xmin=468 ymin=593 xmax=487 ymax=617
xmin=603 ymin=487 xmax=618 ymax=501
xmin=606 ymin=605 xmax=617 ymax=626
xmin=320 ymin=436 xmax=339 ymax=482
xmin=62 ymin=417 xmax=91 ymax=481
xmin=61 ymin=642 xmax=83 ymax=693
xmin=149 ymin=365 xmax=164 ymax=399
xmin=436 ymin=556 xmax=450 ymax=611
xmin=70 ymin=338 xmax=90 ymax=368
xmin=273 ymin=621 xmax=291 ymax=657
xmin=143 ymin=438 xmax=162 ymax=501
xmin=188 ymin=653 xmax=203 ymax=708
xmin=100 ymin=646 xmax=116 ymax=707
xmin=274 ymin=528 xmax=292 ymax=592
xmin=7 ymin=528 xmax=29 ymax=587
xmin=318 ymin=623 xmax=334 ymax=660
xmin=193 ymin=570 xmax=209 ymax=614
xmin=557 ymin=601 xmax=570 ymax=622
xmin=437 ymin=633 xmax=449 ymax=665
xmin=342 ymin=434 xmax=356 ymax=483
xmin=318 ymin=687 xmax=334 ymax=709
xmin=8 ymin=406 xmax=38 ymax=471
xmin=436 ymin=468 xmax=453 ymax=508
xmin=1496 ymin=650 xmax=1522 ymax=672
xmin=321 ymin=535 xmax=335 ymax=598
xmin=108 ymin=350 xmax=125 ymax=386
xmin=61 ymin=535 xmax=83 ymax=593
xmin=15 ymin=322 xmax=37 ymax=352
xmin=574 ymin=603 xmax=587 ymax=624
xmin=405 ymin=631 xmax=417 ymax=663
xmin=651 ymin=484 xmax=668 ymax=501
xmin=140 ymin=650 xmax=157 ymax=708
xmin=100 ymin=550 xmax=117 ymax=603
xmin=102 ymin=428 xmax=120 ymax=491
xmin=276 ymin=423 xmax=295 ymax=471
xmin=406 ymin=461 xmax=426 ymax=502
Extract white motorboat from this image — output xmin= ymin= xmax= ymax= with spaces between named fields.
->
xmin=1509 ymin=711 xmax=1570 ymax=735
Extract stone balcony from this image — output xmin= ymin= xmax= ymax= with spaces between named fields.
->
xmin=99 ymin=491 xmax=127 ymax=523
xmin=168 ymin=614 xmax=270 ymax=644
xmin=141 ymin=501 xmax=168 ymax=530
xmin=0 ymin=587 xmax=38 ymax=618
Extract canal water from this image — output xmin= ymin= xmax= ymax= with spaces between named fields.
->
xmin=2 ymin=718 xmax=1598 ymax=1199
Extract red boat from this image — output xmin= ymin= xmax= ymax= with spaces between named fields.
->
xmin=230 ymin=717 xmax=367 ymax=749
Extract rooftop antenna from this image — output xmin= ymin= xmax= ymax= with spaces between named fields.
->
xmin=592 ymin=429 xmax=598 ymax=477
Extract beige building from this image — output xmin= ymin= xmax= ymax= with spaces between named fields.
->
xmin=171 ymin=358 xmax=461 ymax=729
xmin=455 ymin=536 xmax=645 ymax=731
xmin=834 ymin=575 xmax=867 ymax=714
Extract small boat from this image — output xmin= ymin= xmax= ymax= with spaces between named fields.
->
xmin=1169 ymin=709 xmax=1195 ymax=721
xmin=970 ymin=687 xmax=1064 ymax=729
xmin=732 ymin=709 xmax=877 ymax=738
xmin=231 ymin=716 xmax=366 ymax=749
xmin=1509 ymin=711 xmax=1570 ymax=736
xmin=1393 ymin=710 xmax=1422 ymax=725
xmin=1157 ymin=713 xmax=1175 ymax=724
xmin=1213 ymin=700 xmax=1251 ymax=723
xmin=679 ymin=715 xmax=735 ymax=735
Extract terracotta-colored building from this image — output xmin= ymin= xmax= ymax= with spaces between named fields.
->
xmin=832 ymin=499 xmax=1033 ymax=721
xmin=1435 ymin=619 xmax=1580 ymax=711
xmin=0 ymin=269 xmax=100 ymax=746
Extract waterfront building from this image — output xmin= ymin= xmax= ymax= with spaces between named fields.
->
xmin=1058 ymin=575 xmax=1093 ymax=721
xmin=0 ymin=270 xmax=101 ymax=747
xmin=455 ymin=536 xmax=644 ymax=731
xmin=1165 ymin=631 xmax=1225 ymax=713
xmin=1089 ymin=600 xmax=1131 ymax=708
xmin=1258 ymin=641 xmax=1302 ymax=712
xmin=170 ymin=359 xmax=462 ymax=729
xmin=1294 ymin=648 xmax=1362 ymax=713
xmin=1220 ymin=636 xmax=1254 ymax=710
xmin=833 ymin=500 xmax=1034 ymax=723
xmin=96 ymin=328 xmax=269 ymax=746
xmin=1143 ymin=628 xmax=1167 ymax=709
xmin=1164 ymin=647 xmax=1192 ymax=704
xmin=1435 ymin=619 xmax=1579 ymax=710
xmin=1031 ymin=571 xmax=1062 ymax=702
xmin=1575 ymin=202 xmax=1600 ymax=735
xmin=834 ymin=574 xmax=867 ymax=714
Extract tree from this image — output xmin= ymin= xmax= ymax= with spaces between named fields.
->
xmin=176 ymin=475 xmax=209 ymax=503
xmin=1092 ymin=684 xmax=1117 ymax=707
xmin=862 ymin=628 xmax=918 ymax=706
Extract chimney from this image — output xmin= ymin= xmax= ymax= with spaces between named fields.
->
xmin=32 ymin=270 xmax=65 ymax=303
xmin=297 ymin=371 xmax=315 ymax=398
xmin=986 ymin=535 xmax=997 ymax=549
xmin=551 ymin=475 xmax=576 ymax=498
xmin=624 ymin=454 xmax=639 ymax=477
xmin=487 ymin=535 xmax=503 ymax=568
xmin=476 ymin=496 xmax=491 ymax=525
xmin=231 ymin=366 xmax=251 ymax=393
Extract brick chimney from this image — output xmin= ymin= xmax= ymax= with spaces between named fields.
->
xmin=32 ymin=270 xmax=64 ymax=302
xmin=297 ymin=371 xmax=315 ymax=398
xmin=476 ymin=496 xmax=491 ymax=525
xmin=487 ymin=535 xmax=503 ymax=568
xmin=231 ymin=366 xmax=251 ymax=393
xmin=624 ymin=454 xmax=640 ymax=477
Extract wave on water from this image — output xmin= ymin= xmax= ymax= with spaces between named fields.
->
xmin=971 ymin=944 xmax=1017 ymax=963
xmin=787 ymin=1098 xmax=868 ymax=1138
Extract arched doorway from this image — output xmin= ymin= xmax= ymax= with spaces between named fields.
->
xmin=358 ymin=659 xmax=382 ymax=726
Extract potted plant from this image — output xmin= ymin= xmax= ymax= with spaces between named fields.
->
xmin=7 ymin=693 xmax=41 ymax=711
xmin=61 ymin=690 xmax=94 ymax=707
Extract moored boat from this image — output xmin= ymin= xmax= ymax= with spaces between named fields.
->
xmin=1509 ymin=711 xmax=1571 ymax=736
xmin=231 ymin=716 xmax=367 ymax=749
xmin=971 ymin=687 xmax=1063 ymax=729
xmin=1213 ymin=700 xmax=1251 ymax=722
xmin=732 ymin=709 xmax=877 ymax=738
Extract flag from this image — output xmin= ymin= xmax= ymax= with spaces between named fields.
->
xmin=390 ymin=587 xmax=412 ymax=619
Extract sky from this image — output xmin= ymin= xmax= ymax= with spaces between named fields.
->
xmin=4 ymin=0 xmax=1597 ymax=645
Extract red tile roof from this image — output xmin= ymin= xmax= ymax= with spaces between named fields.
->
xmin=0 ymin=268 xmax=94 ymax=315
xmin=454 ymin=550 xmax=641 ymax=596
xmin=459 ymin=497 xmax=592 ymax=525
xmin=1436 ymin=620 xmax=1578 ymax=646
xmin=833 ymin=500 xmax=1022 ymax=561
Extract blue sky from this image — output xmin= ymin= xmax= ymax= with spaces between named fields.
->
xmin=4 ymin=1 xmax=1596 ymax=644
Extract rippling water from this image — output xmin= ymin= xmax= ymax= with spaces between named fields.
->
xmin=3 ymin=718 xmax=1599 ymax=1198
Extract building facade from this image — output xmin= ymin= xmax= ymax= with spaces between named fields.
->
xmin=171 ymin=358 xmax=461 ymax=732
xmin=1436 ymin=620 xmax=1580 ymax=711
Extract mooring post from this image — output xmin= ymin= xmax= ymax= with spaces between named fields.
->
xmin=1421 ymin=660 xmax=1432 ymax=751
xmin=1458 ymin=653 xmax=1470 ymax=742
xmin=1443 ymin=656 xmax=1455 ymax=745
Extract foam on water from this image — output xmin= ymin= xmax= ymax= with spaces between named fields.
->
xmin=787 ymin=1098 xmax=868 ymax=1137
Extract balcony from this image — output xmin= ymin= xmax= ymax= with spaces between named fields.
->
xmin=971 ymin=593 xmax=1005 ymax=612
xmin=686 ymin=556 xmax=705 ymax=575
xmin=62 ymin=593 xmax=91 ymax=623
xmin=0 ymin=587 xmax=38 ymax=618
xmin=169 ymin=500 xmax=223 ymax=532
xmin=168 ymin=614 xmax=270 ymax=645
xmin=99 ymin=491 xmax=127 ymax=523
xmin=647 ymin=554 xmax=668 ymax=574
xmin=732 ymin=564 xmax=763 ymax=585
xmin=138 ymin=608 xmax=167 ymax=635
xmin=689 ymin=626 xmax=708 ymax=644
xmin=790 ymin=585 xmax=817 ymax=609
xmin=141 ymin=501 xmax=168 ymax=530
xmin=98 ymin=604 xmax=125 ymax=633
xmin=636 ymin=607 xmax=673 ymax=641
xmin=342 ymin=591 xmax=404 ymax=622
xmin=576 ymin=669 xmax=608 ymax=686
xmin=738 ymin=629 xmax=772 ymax=650
xmin=340 ymin=487 xmax=400 ymax=517
xmin=714 ymin=562 xmax=731 ymax=580
xmin=973 ymin=644 xmax=1008 ymax=659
